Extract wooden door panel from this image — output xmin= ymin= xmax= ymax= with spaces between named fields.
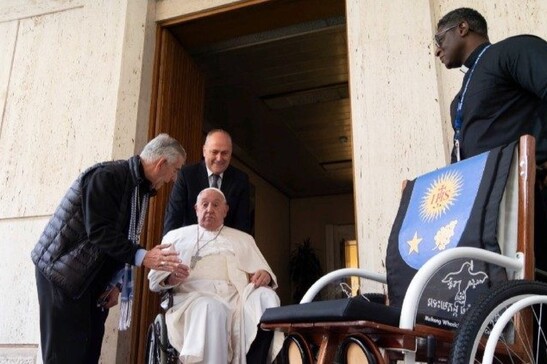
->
xmin=131 ymin=26 xmax=205 ymax=363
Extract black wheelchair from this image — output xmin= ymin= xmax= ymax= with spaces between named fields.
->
xmin=145 ymin=291 xmax=179 ymax=364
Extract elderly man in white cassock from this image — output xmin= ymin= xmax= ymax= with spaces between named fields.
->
xmin=148 ymin=187 xmax=282 ymax=363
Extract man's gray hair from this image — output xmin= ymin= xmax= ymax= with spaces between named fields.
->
xmin=140 ymin=133 xmax=186 ymax=163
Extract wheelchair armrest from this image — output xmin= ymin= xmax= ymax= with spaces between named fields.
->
xmin=300 ymin=268 xmax=387 ymax=303
xmin=399 ymin=246 xmax=524 ymax=330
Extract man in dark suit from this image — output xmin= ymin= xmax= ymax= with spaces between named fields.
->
xmin=163 ymin=129 xmax=251 ymax=235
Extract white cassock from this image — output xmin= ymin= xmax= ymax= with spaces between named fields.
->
xmin=148 ymin=224 xmax=283 ymax=364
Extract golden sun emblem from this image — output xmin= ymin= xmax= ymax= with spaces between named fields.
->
xmin=420 ymin=171 xmax=463 ymax=222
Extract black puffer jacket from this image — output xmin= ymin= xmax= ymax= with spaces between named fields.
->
xmin=32 ymin=156 xmax=153 ymax=298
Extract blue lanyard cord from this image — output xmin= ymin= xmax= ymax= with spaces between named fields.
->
xmin=453 ymin=44 xmax=491 ymax=161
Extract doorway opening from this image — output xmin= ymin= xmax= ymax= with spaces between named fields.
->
xmin=165 ymin=0 xmax=352 ymax=199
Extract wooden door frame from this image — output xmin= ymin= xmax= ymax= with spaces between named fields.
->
xmin=130 ymin=24 xmax=205 ymax=363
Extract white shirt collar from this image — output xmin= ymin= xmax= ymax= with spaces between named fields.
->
xmin=206 ymin=167 xmax=223 ymax=178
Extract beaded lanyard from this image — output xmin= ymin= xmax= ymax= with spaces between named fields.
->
xmin=453 ymin=44 xmax=491 ymax=161
xmin=119 ymin=186 xmax=149 ymax=330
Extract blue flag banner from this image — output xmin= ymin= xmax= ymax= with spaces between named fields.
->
xmin=387 ymin=141 xmax=516 ymax=329
xmin=398 ymin=152 xmax=487 ymax=270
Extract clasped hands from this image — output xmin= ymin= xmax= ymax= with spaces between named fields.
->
xmin=143 ymin=243 xmax=189 ymax=282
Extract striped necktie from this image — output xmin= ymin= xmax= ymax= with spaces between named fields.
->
xmin=211 ymin=174 xmax=220 ymax=188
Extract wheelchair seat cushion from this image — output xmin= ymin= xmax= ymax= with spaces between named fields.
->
xmin=261 ymin=295 xmax=401 ymax=327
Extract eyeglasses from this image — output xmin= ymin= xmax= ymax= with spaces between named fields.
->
xmin=433 ymin=24 xmax=459 ymax=47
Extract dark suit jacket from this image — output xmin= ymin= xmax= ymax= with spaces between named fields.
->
xmin=163 ymin=161 xmax=251 ymax=235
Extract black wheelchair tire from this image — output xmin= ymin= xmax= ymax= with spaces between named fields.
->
xmin=337 ymin=334 xmax=378 ymax=364
xmin=449 ymin=280 xmax=547 ymax=363
xmin=145 ymin=314 xmax=171 ymax=364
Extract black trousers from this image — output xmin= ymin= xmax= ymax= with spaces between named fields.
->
xmin=36 ymin=268 xmax=109 ymax=364
xmin=246 ymin=327 xmax=275 ymax=363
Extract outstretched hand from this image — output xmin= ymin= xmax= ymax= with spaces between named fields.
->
xmin=97 ymin=285 xmax=120 ymax=309
xmin=143 ymin=243 xmax=181 ymax=271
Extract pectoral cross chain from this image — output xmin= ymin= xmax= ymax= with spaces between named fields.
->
xmin=190 ymin=225 xmax=224 ymax=269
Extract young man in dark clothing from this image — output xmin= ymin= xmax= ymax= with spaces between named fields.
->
xmin=434 ymin=8 xmax=547 ymax=278
xmin=434 ymin=7 xmax=547 ymax=163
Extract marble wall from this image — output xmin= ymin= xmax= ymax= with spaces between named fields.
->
xmin=0 ymin=0 xmax=153 ymax=362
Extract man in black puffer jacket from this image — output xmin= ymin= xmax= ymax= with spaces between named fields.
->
xmin=32 ymin=133 xmax=189 ymax=364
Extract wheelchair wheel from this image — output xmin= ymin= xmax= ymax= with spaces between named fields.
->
xmin=145 ymin=314 xmax=171 ymax=364
xmin=281 ymin=333 xmax=314 ymax=364
xmin=449 ymin=280 xmax=547 ymax=363
xmin=336 ymin=334 xmax=381 ymax=364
